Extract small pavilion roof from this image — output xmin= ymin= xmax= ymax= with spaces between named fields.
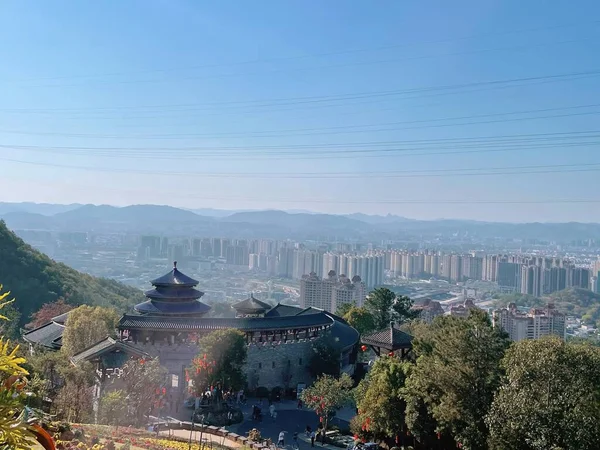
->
xmin=22 ymin=321 xmax=65 ymax=349
xmin=150 ymin=262 xmax=199 ymax=287
xmin=233 ymin=295 xmax=272 ymax=314
xmin=361 ymin=323 xmax=413 ymax=351
xmin=70 ymin=336 xmax=150 ymax=365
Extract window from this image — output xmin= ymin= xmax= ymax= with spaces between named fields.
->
xmin=298 ymin=358 xmax=303 ymax=365
xmin=272 ymin=361 xmax=276 ymax=369
xmin=258 ymin=363 xmax=262 ymax=369
xmin=287 ymin=359 xmax=291 ymax=367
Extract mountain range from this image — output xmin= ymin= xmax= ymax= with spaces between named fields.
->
xmin=1 ymin=202 xmax=600 ymax=242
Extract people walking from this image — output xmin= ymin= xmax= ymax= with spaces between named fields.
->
xmin=269 ymin=403 xmax=276 ymax=418
xmin=278 ymin=431 xmax=286 ymax=448
xmin=310 ymin=430 xmax=316 ymax=447
xmin=292 ymin=432 xmax=299 ymax=449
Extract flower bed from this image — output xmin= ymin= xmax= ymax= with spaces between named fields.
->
xmin=72 ymin=424 xmax=225 ymax=450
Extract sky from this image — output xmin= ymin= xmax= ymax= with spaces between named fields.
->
xmin=0 ymin=0 xmax=599 ymax=222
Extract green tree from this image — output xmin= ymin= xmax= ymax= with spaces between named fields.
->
xmin=120 ymin=357 xmax=167 ymax=426
xmin=365 ymin=288 xmax=415 ymax=330
xmin=343 ymin=306 xmax=376 ymax=335
xmin=99 ymin=390 xmax=128 ymax=429
xmin=404 ymin=310 xmax=509 ymax=450
xmin=191 ymin=329 xmax=247 ymax=393
xmin=301 ymin=374 xmax=353 ymax=444
xmin=29 ymin=350 xmax=69 ymax=400
xmin=353 ymin=356 xmax=410 ymax=443
xmin=54 ymin=361 xmax=95 ymax=423
xmin=336 ymin=303 xmax=353 ymax=317
xmin=61 ymin=305 xmax=120 ymax=356
xmin=486 ymin=337 xmax=600 ymax=450
xmin=308 ymin=336 xmax=341 ymax=378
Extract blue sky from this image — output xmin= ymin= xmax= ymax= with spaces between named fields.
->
xmin=0 ymin=0 xmax=599 ymax=222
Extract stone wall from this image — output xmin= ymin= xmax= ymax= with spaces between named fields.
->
xmin=131 ymin=339 xmax=316 ymax=392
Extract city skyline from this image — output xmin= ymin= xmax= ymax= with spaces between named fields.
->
xmin=1 ymin=1 xmax=600 ymax=222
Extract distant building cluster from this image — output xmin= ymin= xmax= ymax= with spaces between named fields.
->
xmin=492 ymin=303 xmax=566 ymax=342
xmin=299 ymin=271 xmax=366 ymax=313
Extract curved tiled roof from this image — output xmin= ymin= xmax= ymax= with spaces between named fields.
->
xmin=150 ymin=265 xmax=199 ymax=287
xmin=328 ymin=318 xmax=360 ymax=350
xmin=134 ymin=299 xmax=211 ymax=316
xmin=143 ymin=287 xmax=204 ymax=301
xmin=119 ymin=311 xmax=334 ymax=332
xmin=22 ymin=321 xmax=65 ymax=349
xmin=361 ymin=324 xmax=413 ymax=350
xmin=233 ymin=295 xmax=272 ymax=314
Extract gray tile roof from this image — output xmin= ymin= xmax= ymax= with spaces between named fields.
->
xmin=22 ymin=321 xmax=65 ymax=349
xmin=264 ymin=303 xmax=304 ymax=317
xmin=70 ymin=336 xmax=150 ymax=365
xmin=119 ymin=311 xmax=333 ymax=331
xmin=151 ymin=266 xmax=199 ymax=287
xmin=361 ymin=325 xmax=413 ymax=350
xmin=233 ymin=295 xmax=272 ymax=313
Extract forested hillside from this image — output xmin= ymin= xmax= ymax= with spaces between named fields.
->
xmin=0 ymin=220 xmax=144 ymax=327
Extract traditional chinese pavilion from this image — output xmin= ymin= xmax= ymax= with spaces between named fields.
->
xmin=25 ymin=263 xmax=360 ymax=409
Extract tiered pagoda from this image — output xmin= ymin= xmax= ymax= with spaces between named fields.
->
xmin=25 ymin=263 xmax=360 ymax=414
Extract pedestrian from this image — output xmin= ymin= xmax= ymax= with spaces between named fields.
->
xmin=305 ymin=425 xmax=311 ymax=437
xmin=297 ymin=399 xmax=302 ymax=409
xmin=278 ymin=431 xmax=286 ymax=448
xmin=293 ymin=432 xmax=299 ymax=449
xmin=310 ymin=430 xmax=316 ymax=447
xmin=269 ymin=403 xmax=276 ymax=418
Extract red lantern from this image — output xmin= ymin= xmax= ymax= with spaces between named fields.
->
xmin=388 ymin=351 xmax=394 ymax=357
xmin=437 ymin=432 xmax=441 ymax=440
xmin=360 ymin=345 xmax=367 ymax=352
xmin=162 ymin=388 xmax=166 ymax=395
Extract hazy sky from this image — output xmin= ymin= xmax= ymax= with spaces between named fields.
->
xmin=1 ymin=0 xmax=599 ymax=222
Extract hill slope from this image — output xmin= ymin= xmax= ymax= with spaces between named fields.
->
xmin=0 ymin=220 xmax=145 ymax=327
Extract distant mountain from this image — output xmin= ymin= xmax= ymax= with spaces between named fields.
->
xmin=2 ymin=202 xmax=600 ymax=242
xmin=0 ymin=202 xmax=82 ymax=216
xmin=0 ymin=220 xmax=145 ymax=326
xmin=346 ymin=213 xmax=414 ymax=225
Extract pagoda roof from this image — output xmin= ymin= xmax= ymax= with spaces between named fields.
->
xmin=70 ymin=336 xmax=150 ymax=365
xmin=264 ymin=303 xmax=304 ymax=317
xmin=150 ymin=263 xmax=198 ymax=287
xmin=143 ymin=287 xmax=204 ymax=301
xmin=134 ymin=299 xmax=211 ymax=316
xmin=119 ymin=311 xmax=333 ymax=332
xmin=233 ymin=295 xmax=272 ymax=314
xmin=361 ymin=324 xmax=413 ymax=351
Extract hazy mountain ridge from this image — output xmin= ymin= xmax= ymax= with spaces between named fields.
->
xmin=2 ymin=202 xmax=600 ymax=241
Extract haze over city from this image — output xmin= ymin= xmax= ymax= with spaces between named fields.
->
xmin=1 ymin=1 xmax=600 ymax=222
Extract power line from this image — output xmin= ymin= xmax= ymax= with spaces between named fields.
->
xmin=4 ymin=69 xmax=599 ymax=113
xmin=21 ymin=37 xmax=598 ymax=89
xmin=3 ymin=108 xmax=600 ymax=141
xmin=2 ymin=156 xmax=600 ymax=178
xmin=8 ymin=19 xmax=599 ymax=84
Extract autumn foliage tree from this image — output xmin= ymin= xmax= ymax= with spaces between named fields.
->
xmin=301 ymin=374 xmax=353 ymax=443
xmin=189 ymin=329 xmax=247 ymax=394
xmin=61 ymin=305 xmax=120 ymax=356
xmin=120 ymin=357 xmax=167 ymax=426
xmin=27 ymin=299 xmax=73 ymax=329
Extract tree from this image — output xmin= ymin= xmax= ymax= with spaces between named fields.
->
xmin=120 ymin=357 xmax=167 ymax=426
xmin=403 ymin=310 xmax=509 ymax=450
xmin=0 ymin=285 xmax=36 ymax=449
xmin=61 ymin=305 xmax=120 ymax=356
xmin=191 ymin=329 xmax=247 ymax=393
xmin=343 ymin=306 xmax=376 ymax=335
xmin=336 ymin=303 xmax=353 ymax=317
xmin=54 ymin=361 xmax=95 ymax=423
xmin=29 ymin=350 xmax=69 ymax=400
xmin=365 ymin=288 xmax=415 ymax=330
xmin=27 ymin=299 xmax=73 ymax=330
xmin=308 ymin=336 xmax=341 ymax=378
xmin=301 ymin=374 xmax=353 ymax=443
xmin=486 ymin=337 xmax=600 ymax=450
xmin=353 ymin=356 xmax=410 ymax=443
xmin=99 ymin=390 xmax=128 ymax=429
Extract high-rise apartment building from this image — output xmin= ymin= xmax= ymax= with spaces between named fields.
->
xmin=299 ymin=271 xmax=366 ymax=313
xmin=521 ymin=264 xmax=543 ymax=297
xmin=497 ymin=262 xmax=521 ymax=292
xmin=492 ymin=303 xmax=566 ymax=342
